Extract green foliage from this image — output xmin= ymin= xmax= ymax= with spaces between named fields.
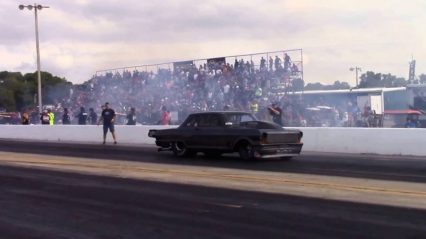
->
xmin=304 ymin=81 xmax=351 ymax=91
xmin=0 ymin=88 xmax=16 ymax=111
xmin=419 ymin=74 xmax=426 ymax=84
xmin=359 ymin=71 xmax=407 ymax=88
xmin=0 ymin=71 xmax=71 ymax=112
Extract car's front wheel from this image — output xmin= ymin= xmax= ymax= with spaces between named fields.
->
xmin=238 ymin=143 xmax=255 ymax=161
xmin=171 ymin=142 xmax=196 ymax=157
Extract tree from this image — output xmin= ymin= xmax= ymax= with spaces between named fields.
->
xmin=0 ymin=88 xmax=16 ymax=111
xmin=304 ymin=81 xmax=350 ymax=91
xmin=419 ymin=74 xmax=426 ymax=84
xmin=359 ymin=71 xmax=407 ymax=88
xmin=304 ymin=82 xmax=323 ymax=91
xmin=328 ymin=81 xmax=350 ymax=90
xmin=0 ymin=72 xmax=25 ymax=111
xmin=0 ymin=71 xmax=72 ymax=112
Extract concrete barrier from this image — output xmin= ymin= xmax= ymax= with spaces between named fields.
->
xmin=0 ymin=125 xmax=171 ymax=145
xmin=1 ymin=125 xmax=425 ymax=156
xmin=292 ymin=127 xmax=426 ymax=156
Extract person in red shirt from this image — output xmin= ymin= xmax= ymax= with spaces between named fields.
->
xmin=159 ymin=106 xmax=171 ymax=125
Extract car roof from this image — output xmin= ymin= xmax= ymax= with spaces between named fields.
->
xmin=189 ymin=111 xmax=252 ymax=115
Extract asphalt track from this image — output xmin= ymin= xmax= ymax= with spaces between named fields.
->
xmin=0 ymin=139 xmax=425 ymax=239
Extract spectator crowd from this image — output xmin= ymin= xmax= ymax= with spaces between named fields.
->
xmin=8 ymin=51 xmax=416 ymax=128
xmin=31 ymin=53 xmax=305 ymax=126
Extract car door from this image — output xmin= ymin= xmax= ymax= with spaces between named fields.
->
xmin=198 ymin=114 xmax=228 ymax=149
xmin=178 ymin=115 xmax=202 ymax=147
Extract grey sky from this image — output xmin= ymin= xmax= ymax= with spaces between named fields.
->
xmin=1 ymin=0 xmax=425 ymax=85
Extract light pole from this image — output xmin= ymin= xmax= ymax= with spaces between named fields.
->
xmin=19 ymin=4 xmax=49 ymax=116
xmin=349 ymin=67 xmax=361 ymax=88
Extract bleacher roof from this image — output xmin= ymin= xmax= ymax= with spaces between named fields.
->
xmin=291 ymin=87 xmax=406 ymax=95
xmin=407 ymin=84 xmax=426 ymax=88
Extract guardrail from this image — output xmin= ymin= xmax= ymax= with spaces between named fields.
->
xmin=0 ymin=125 xmax=425 ymax=156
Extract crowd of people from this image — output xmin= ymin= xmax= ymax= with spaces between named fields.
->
xmin=44 ymin=53 xmax=304 ymax=126
xmin=7 ymin=51 xmax=417 ymax=128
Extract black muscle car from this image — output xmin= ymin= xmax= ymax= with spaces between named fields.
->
xmin=148 ymin=111 xmax=303 ymax=160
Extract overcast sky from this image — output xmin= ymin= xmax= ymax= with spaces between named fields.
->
xmin=1 ymin=0 xmax=425 ymax=85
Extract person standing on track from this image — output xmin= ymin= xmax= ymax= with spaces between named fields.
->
xmin=98 ymin=102 xmax=117 ymax=145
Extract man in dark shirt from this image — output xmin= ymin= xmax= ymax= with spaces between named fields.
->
xmin=98 ymin=102 xmax=117 ymax=144
xmin=62 ymin=108 xmax=71 ymax=125
xmin=77 ymin=107 xmax=88 ymax=125
xmin=88 ymin=108 xmax=97 ymax=125
xmin=126 ymin=107 xmax=136 ymax=125
xmin=40 ymin=110 xmax=50 ymax=125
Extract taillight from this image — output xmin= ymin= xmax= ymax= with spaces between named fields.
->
xmin=297 ymin=132 xmax=303 ymax=143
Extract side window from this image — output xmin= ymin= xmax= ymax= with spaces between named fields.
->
xmin=241 ymin=114 xmax=254 ymax=122
xmin=183 ymin=116 xmax=198 ymax=127
xmin=209 ymin=115 xmax=221 ymax=127
xmin=198 ymin=115 xmax=222 ymax=127
xmin=225 ymin=115 xmax=238 ymax=124
xmin=224 ymin=113 xmax=255 ymax=124
xmin=198 ymin=115 xmax=210 ymax=127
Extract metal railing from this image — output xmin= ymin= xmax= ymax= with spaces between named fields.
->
xmin=94 ymin=49 xmax=303 ymax=80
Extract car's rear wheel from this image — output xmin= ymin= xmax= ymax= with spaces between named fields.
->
xmin=171 ymin=142 xmax=196 ymax=157
xmin=238 ymin=142 xmax=255 ymax=161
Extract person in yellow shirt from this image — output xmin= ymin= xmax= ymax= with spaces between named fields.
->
xmin=47 ymin=109 xmax=55 ymax=125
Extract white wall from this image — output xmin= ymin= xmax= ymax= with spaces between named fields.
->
xmin=0 ymin=125 xmax=171 ymax=145
xmin=292 ymin=127 xmax=426 ymax=156
xmin=1 ymin=125 xmax=425 ymax=156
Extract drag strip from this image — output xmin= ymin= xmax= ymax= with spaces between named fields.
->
xmin=0 ymin=140 xmax=426 ymax=238
xmin=0 ymin=139 xmax=425 ymax=184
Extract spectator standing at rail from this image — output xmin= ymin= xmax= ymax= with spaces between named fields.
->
xmin=268 ymin=102 xmax=283 ymax=126
xmin=62 ymin=108 xmax=71 ymax=125
xmin=77 ymin=107 xmax=88 ymax=125
xmin=88 ymin=108 xmax=97 ymax=125
xmin=126 ymin=107 xmax=136 ymax=125
xmin=47 ymin=109 xmax=55 ymax=125
xmin=98 ymin=102 xmax=117 ymax=145
xmin=404 ymin=118 xmax=416 ymax=128
xmin=274 ymin=56 xmax=282 ymax=71
xmin=284 ymin=53 xmax=291 ymax=72
xmin=21 ymin=111 xmax=30 ymax=125
xmin=260 ymin=57 xmax=266 ymax=70
xmin=30 ymin=109 xmax=39 ymax=124
xmin=40 ymin=110 xmax=50 ymax=125
xmin=158 ymin=106 xmax=171 ymax=125
xmin=269 ymin=57 xmax=273 ymax=71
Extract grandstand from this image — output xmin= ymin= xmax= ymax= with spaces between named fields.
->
xmin=65 ymin=49 xmax=304 ymax=124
